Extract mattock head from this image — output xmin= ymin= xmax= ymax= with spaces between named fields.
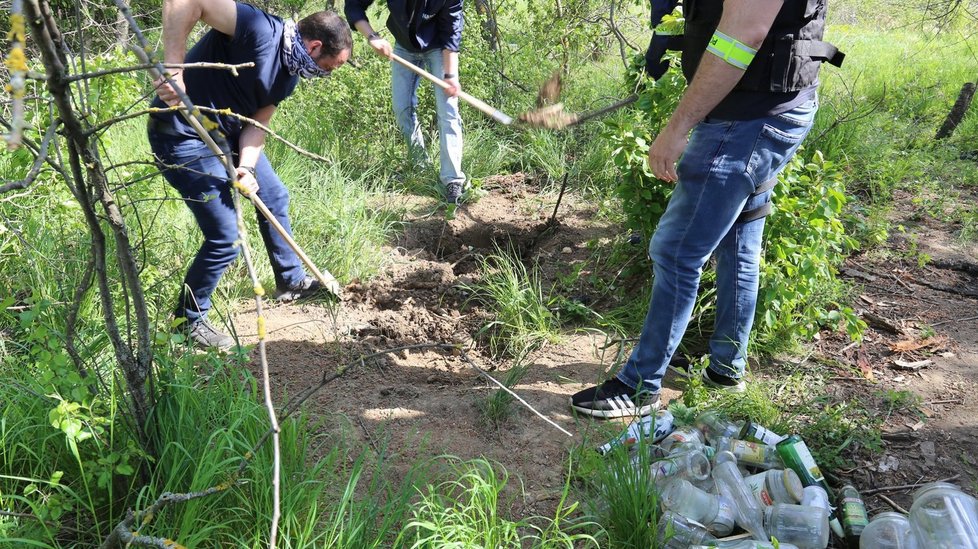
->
xmin=535 ymin=70 xmax=563 ymax=108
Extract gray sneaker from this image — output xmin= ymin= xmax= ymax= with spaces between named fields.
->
xmin=186 ymin=320 xmax=234 ymax=351
xmin=274 ymin=275 xmax=328 ymax=303
xmin=445 ymin=182 xmax=464 ymax=205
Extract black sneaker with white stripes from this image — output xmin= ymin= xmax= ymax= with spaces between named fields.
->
xmin=570 ymin=378 xmax=660 ymax=419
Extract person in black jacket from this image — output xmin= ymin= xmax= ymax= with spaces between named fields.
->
xmin=345 ymin=0 xmax=467 ymax=204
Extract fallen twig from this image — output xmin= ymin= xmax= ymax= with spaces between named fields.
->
xmin=933 ymin=314 xmax=978 ymax=327
xmin=911 ymin=278 xmax=978 ymax=298
xmin=100 ymin=486 xmax=234 ymax=549
xmin=860 ymin=310 xmax=901 ymax=334
xmin=862 ymin=474 xmax=960 ymax=496
xmin=456 ymin=348 xmax=573 ymax=437
xmin=356 ymin=415 xmax=381 ymax=455
xmin=875 ymin=493 xmax=910 ymax=515
xmin=890 ymin=358 xmax=933 ymax=371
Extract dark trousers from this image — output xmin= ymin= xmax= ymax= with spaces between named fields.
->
xmin=148 ymin=127 xmax=305 ymax=323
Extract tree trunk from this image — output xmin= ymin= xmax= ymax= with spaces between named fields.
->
xmin=25 ymin=0 xmax=155 ymax=450
xmin=935 ymin=81 xmax=975 ymax=140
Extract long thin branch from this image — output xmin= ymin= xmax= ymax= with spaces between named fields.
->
xmin=0 ymin=115 xmax=70 ymax=181
xmin=862 ymin=474 xmax=960 ymax=496
xmin=457 ymin=348 xmax=574 ymax=437
xmin=85 ymin=105 xmax=331 ymax=164
xmin=100 ymin=487 xmax=233 ymax=549
xmin=242 ymin=342 xmax=573 ymax=471
xmin=63 ymin=61 xmax=255 ymax=83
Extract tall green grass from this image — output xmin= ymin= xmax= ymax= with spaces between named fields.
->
xmin=398 ymin=457 xmax=598 ymax=548
xmin=465 ymin=247 xmax=561 ymax=358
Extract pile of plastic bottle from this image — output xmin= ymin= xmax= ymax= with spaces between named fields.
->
xmin=598 ymin=409 xmax=978 ymax=548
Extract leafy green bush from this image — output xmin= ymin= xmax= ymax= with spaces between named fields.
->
xmin=755 ymin=151 xmax=864 ymax=347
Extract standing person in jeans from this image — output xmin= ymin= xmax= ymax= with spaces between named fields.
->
xmin=571 ymin=0 xmax=843 ymax=417
xmin=149 ymin=0 xmax=352 ymax=350
xmin=344 ymin=0 xmax=466 ymax=205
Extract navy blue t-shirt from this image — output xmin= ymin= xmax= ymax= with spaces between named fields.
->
xmin=150 ymin=3 xmax=298 ymax=139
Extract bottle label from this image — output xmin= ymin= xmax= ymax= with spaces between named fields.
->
xmin=651 ymin=461 xmax=676 ymax=480
xmin=731 ymin=439 xmax=766 ymax=466
xmin=745 ymin=473 xmax=775 ymax=506
xmin=841 ymin=496 xmax=869 ymax=527
xmin=780 ymin=440 xmax=825 ymax=485
xmin=751 ymin=426 xmax=786 ymax=446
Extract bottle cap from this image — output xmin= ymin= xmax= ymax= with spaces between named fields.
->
xmin=780 ymin=468 xmax=805 ymax=503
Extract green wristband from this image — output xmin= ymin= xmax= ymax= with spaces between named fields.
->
xmin=707 ymin=30 xmax=757 ymax=70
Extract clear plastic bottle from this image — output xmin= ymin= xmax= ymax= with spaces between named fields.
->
xmin=659 ymin=426 xmax=706 ymax=452
xmin=656 ymin=509 xmax=717 ymax=549
xmin=670 ymin=440 xmax=718 ymax=461
xmin=598 ymin=409 xmax=675 ymax=454
xmin=660 ymin=478 xmax=737 ymax=536
xmin=860 ymin=512 xmax=918 ymax=549
xmin=801 ymin=485 xmax=832 ymax=537
xmin=764 ymin=503 xmax=831 ymax=549
xmin=908 ymin=481 xmax=978 ymax=549
xmin=696 ymin=410 xmax=744 ymax=442
xmin=713 ymin=450 xmax=767 ymax=540
xmin=776 ymin=435 xmax=843 ymax=537
xmin=744 ymin=468 xmax=804 ymax=506
xmin=649 ymin=449 xmax=712 ymax=488
xmin=715 ymin=436 xmax=783 ymax=469
xmin=714 ymin=542 xmax=802 ymax=549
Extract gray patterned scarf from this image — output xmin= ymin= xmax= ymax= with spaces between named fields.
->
xmin=282 ymin=20 xmax=331 ymax=79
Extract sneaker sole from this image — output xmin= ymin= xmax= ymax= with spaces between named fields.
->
xmin=701 ymin=369 xmax=747 ymax=393
xmin=569 ymin=398 xmax=659 ymax=419
xmin=667 ymin=364 xmax=693 ymax=378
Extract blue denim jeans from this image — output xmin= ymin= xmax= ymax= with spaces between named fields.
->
xmin=148 ymin=129 xmax=306 ymax=323
xmin=617 ymin=98 xmax=818 ymax=394
xmin=391 ymin=44 xmax=465 ymax=187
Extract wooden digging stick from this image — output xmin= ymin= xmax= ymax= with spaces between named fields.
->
xmin=390 ymin=53 xmax=514 ymax=125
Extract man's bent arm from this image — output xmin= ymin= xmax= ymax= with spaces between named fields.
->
xmin=648 ymin=0 xmax=783 ymax=182
xmin=238 ymin=104 xmax=276 ymax=170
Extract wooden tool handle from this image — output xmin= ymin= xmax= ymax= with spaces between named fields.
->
xmin=390 ymin=53 xmax=513 ymax=125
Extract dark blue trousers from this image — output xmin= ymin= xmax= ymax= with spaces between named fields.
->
xmin=149 ymin=129 xmax=306 ymax=323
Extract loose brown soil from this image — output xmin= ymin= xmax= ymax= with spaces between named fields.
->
xmin=235 ymin=176 xmax=978 ymax=525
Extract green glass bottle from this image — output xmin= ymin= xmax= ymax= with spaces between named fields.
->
xmin=775 ymin=435 xmax=844 ymax=538
xmin=838 ymin=484 xmax=869 ymax=548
